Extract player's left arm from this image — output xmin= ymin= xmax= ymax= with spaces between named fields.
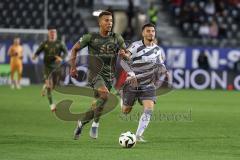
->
xmin=19 ymin=46 xmax=23 ymax=60
xmin=156 ymin=48 xmax=170 ymax=81
xmin=119 ymin=41 xmax=139 ymax=87
xmin=7 ymin=46 xmax=13 ymax=56
xmin=60 ymin=42 xmax=68 ymax=59
xmin=8 ymin=46 xmax=18 ymax=57
xmin=32 ymin=42 xmax=45 ymax=60
xmin=116 ymin=34 xmax=130 ymax=61
xmin=55 ymin=42 xmax=68 ymax=63
xmin=119 ymin=42 xmax=133 ymax=73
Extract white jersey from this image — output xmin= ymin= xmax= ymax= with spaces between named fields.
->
xmin=121 ymin=40 xmax=167 ymax=86
xmin=128 ymin=40 xmax=165 ymax=64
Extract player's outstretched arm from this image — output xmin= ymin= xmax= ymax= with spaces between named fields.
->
xmin=32 ymin=54 xmax=37 ymax=60
xmin=165 ymin=70 xmax=170 ymax=84
xmin=119 ymin=49 xmax=130 ymax=61
xmin=7 ymin=46 xmax=13 ymax=57
xmin=119 ymin=51 xmax=138 ymax=87
xmin=60 ymin=42 xmax=68 ymax=60
xmin=70 ymin=42 xmax=81 ymax=77
xmin=32 ymin=42 xmax=45 ymax=60
xmin=19 ymin=46 xmax=23 ymax=59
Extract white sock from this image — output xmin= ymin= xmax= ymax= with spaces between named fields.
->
xmin=120 ymin=98 xmax=123 ymax=109
xmin=42 ymin=84 xmax=46 ymax=90
xmin=77 ymin=120 xmax=82 ymax=127
xmin=136 ymin=109 xmax=153 ymax=137
xmin=92 ymin=121 xmax=99 ymax=128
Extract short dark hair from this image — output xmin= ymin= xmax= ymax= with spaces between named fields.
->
xmin=47 ymin=26 xmax=56 ymax=30
xmin=142 ymin=23 xmax=156 ymax=31
xmin=98 ymin=11 xmax=112 ymax=19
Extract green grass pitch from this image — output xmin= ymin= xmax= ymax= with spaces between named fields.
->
xmin=0 ymin=85 xmax=240 ymax=160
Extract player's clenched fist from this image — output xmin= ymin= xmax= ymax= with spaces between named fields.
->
xmin=70 ymin=67 xmax=78 ymax=78
xmin=119 ymin=49 xmax=130 ymax=61
xmin=55 ymin=56 xmax=63 ymax=64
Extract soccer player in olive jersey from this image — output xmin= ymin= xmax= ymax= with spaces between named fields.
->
xmin=32 ymin=27 xmax=68 ymax=112
xmin=70 ymin=11 xmax=127 ymax=140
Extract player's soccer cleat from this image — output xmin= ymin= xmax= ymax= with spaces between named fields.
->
xmin=120 ymin=98 xmax=123 ymax=108
xmin=136 ymin=135 xmax=147 ymax=143
xmin=16 ymin=84 xmax=21 ymax=89
xmin=50 ymin=104 xmax=56 ymax=112
xmin=73 ymin=120 xmax=83 ymax=140
xmin=10 ymin=84 xmax=15 ymax=89
xmin=41 ymin=84 xmax=47 ymax=96
xmin=89 ymin=126 xmax=98 ymax=139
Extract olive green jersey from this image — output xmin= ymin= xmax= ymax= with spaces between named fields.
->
xmin=35 ymin=40 xmax=68 ymax=68
xmin=78 ymin=32 xmax=126 ymax=82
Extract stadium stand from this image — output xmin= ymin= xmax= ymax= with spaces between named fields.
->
xmin=1 ymin=0 xmax=239 ymax=47
xmin=0 ymin=0 xmax=88 ymax=43
xmin=163 ymin=0 xmax=240 ymax=47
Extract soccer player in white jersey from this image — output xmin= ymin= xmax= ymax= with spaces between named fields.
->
xmin=120 ymin=23 xmax=170 ymax=142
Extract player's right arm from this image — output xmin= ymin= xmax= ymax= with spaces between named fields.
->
xmin=18 ymin=46 xmax=23 ymax=60
xmin=120 ymin=42 xmax=139 ymax=87
xmin=120 ymin=41 xmax=139 ymax=72
xmin=32 ymin=42 xmax=45 ymax=60
xmin=59 ymin=42 xmax=68 ymax=60
xmin=7 ymin=46 xmax=13 ymax=57
xmin=155 ymin=47 xmax=170 ymax=84
xmin=70 ymin=42 xmax=81 ymax=77
xmin=115 ymin=33 xmax=131 ymax=61
xmin=70 ymin=34 xmax=91 ymax=77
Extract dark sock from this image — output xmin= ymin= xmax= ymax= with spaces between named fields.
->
xmin=79 ymin=98 xmax=107 ymax=125
xmin=81 ymin=109 xmax=94 ymax=125
xmin=47 ymin=88 xmax=53 ymax=105
xmin=93 ymin=98 xmax=107 ymax=123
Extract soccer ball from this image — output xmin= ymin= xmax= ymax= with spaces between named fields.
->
xmin=119 ymin=131 xmax=136 ymax=148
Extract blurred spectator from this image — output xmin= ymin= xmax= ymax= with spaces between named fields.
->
xmin=215 ymin=1 xmax=227 ymax=16
xmin=179 ymin=5 xmax=191 ymax=24
xmin=127 ymin=0 xmax=134 ymax=30
xmin=229 ymin=0 xmax=240 ymax=7
xmin=171 ymin=0 xmax=183 ymax=7
xmin=218 ymin=24 xmax=227 ymax=38
xmin=199 ymin=22 xmax=210 ymax=38
xmin=123 ymin=27 xmax=134 ymax=41
xmin=189 ymin=2 xmax=202 ymax=23
xmin=169 ymin=0 xmax=183 ymax=14
xmin=205 ymin=0 xmax=215 ymax=15
xmin=148 ymin=2 xmax=158 ymax=25
xmin=198 ymin=51 xmax=210 ymax=70
xmin=123 ymin=0 xmax=135 ymax=41
xmin=165 ymin=0 xmax=240 ymax=43
xmin=209 ymin=19 xmax=218 ymax=38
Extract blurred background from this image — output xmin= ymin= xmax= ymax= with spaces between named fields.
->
xmin=0 ymin=0 xmax=240 ymax=90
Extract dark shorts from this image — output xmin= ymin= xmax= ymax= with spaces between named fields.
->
xmin=88 ymin=75 xmax=112 ymax=98
xmin=122 ymin=84 xmax=156 ymax=106
xmin=44 ymin=66 xmax=61 ymax=87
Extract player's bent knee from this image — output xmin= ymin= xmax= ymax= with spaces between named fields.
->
xmin=98 ymin=88 xmax=110 ymax=100
xmin=144 ymin=105 xmax=154 ymax=111
xmin=142 ymin=100 xmax=154 ymax=109
xmin=45 ymin=80 xmax=53 ymax=90
xmin=121 ymin=106 xmax=132 ymax=114
xmin=99 ymin=91 xmax=109 ymax=100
